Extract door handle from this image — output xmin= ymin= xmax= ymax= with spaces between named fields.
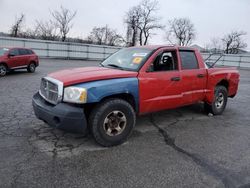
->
xmin=171 ymin=77 xmax=181 ymax=81
xmin=197 ymin=74 xmax=205 ymax=78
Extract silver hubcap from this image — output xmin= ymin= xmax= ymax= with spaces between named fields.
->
xmin=0 ymin=66 xmax=6 ymax=76
xmin=215 ymin=92 xmax=224 ymax=109
xmin=103 ymin=110 xmax=127 ymax=136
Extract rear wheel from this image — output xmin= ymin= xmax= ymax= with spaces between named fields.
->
xmin=204 ymin=85 xmax=228 ymax=115
xmin=89 ymin=99 xmax=136 ymax=147
xmin=0 ymin=64 xmax=7 ymax=77
xmin=27 ymin=63 xmax=36 ymax=73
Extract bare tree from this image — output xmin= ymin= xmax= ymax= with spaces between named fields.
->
xmin=125 ymin=6 xmax=141 ymax=46
xmin=222 ymin=31 xmax=247 ymax=54
xmin=51 ymin=6 xmax=76 ymax=42
xmin=125 ymin=0 xmax=162 ymax=46
xmin=10 ymin=13 xmax=25 ymax=37
xmin=138 ymin=0 xmax=163 ymax=45
xmin=166 ymin=18 xmax=195 ymax=46
xmin=87 ymin=27 xmax=106 ymax=45
xmin=34 ymin=20 xmax=58 ymax=40
xmin=87 ymin=25 xmax=124 ymax=46
xmin=20 ymin=28 xmax=36 ymax=39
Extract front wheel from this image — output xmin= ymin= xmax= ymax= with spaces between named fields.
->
xmin=89 ymin=99 xmax=136 ymax=147
xmin=204 ymin=85 xmax=228 ymax=115
xmin=27 ymin=63 xmax=36 ymax=73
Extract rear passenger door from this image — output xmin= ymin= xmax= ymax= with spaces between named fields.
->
xmin=18 ymin=49 xmax=29 ymax=66
xmin=179 ymin=50 xmax=207 ymax=104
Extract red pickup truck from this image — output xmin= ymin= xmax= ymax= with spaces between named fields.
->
xmin=33 ymin=45 xmax=239 ymax=146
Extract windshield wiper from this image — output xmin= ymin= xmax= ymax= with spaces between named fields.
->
xmin=106 ymin=64 xmax=124 ymax=70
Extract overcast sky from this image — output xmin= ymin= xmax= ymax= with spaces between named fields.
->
xmin=0 ymin=0 xmax=249 ymax=50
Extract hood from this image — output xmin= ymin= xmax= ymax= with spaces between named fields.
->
xmin=48 ymin=66 xmax=138 ymax=86
xmin=0 ymin=54 xmax=6 ymax=59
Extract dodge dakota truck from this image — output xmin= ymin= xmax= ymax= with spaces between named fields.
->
xmin=32 ymin=45 xmax=239 ymax=147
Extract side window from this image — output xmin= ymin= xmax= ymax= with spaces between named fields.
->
xmin=19 ymin=49 xmax=28 ymax=55
xmin=180 ymin=51 xmax=199 ymax=70
xmin=9 ymin=49 xmax=19 ymax=56
xmin=28 ymin=49 xmax=34 ymax=54
xmin=149 ymin=51 xmax=178 ymax=72
xmin=25 ymin=49 xmax=30 ymax=55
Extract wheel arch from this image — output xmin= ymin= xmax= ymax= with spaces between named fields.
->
xmin=84 ymin=92 xmax=138 ymax=120
xmin=29 ymin=60 xmax=37 ymax=67
xmin=0 ymin=62 xmax=9 ymax=69
xmin=205 ymin=79 xmax=229 ymax=104
xmin=216 ymin=79 xmax=229 ymax=90
xmin=100 ymin=93 xmax=137 ymax=112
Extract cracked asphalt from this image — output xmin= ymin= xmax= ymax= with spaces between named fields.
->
xmin=1 ymin=59 xmax=250 ymax=188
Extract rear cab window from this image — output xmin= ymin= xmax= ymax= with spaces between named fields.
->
xmin=179 ymin=51 xmax=199 ymax=70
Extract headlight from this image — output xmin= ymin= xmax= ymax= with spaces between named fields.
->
xmin=63 ymin=87 xmax=87 ymax=104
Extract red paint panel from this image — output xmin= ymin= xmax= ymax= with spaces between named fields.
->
xmin=205 ymin=67 xmax=239 ymax=103
xmin=138 ymin=47 xmax=184 ymax=114
xmin=48 ymin=67 xmax=138 ymax=86
xmin=138 ymin=46 xmax=239 ymax=114
xmin=138 ymin=71 xmax=183 ymax=114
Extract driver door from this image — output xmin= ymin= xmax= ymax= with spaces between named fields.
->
xmin=138 ymin=49 xmax=183 ymax=114
xmin=7 ymin=48 xmax=22 ymax=68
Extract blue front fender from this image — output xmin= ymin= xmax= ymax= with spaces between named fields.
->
xmin=74 ymin=78 xmax=139 ymax=112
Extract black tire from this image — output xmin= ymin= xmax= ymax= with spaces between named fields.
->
xmin=0 ymin=64 xmax=7 ymax=77
xmin=89 ymin=98 xmax=136 ymax=147
xmin=27 ymin=63 xmax=36 ymax=73
xmin=204 ymin=86 xmax=228 ymax=115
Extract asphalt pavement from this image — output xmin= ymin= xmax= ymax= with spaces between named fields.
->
xmin=0 ymin=59 xmax=250 ymax=188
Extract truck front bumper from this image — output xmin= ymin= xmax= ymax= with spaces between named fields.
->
xmin=32 ymin=92 xmax=87 ymax=134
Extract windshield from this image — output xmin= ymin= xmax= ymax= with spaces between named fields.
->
xmin=0 ymin=48 xmax=9 ymax=56
xmin=101 ymin=48 xmax=153 ymax=71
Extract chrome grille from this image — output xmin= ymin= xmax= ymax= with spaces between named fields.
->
xmin=39 ymin=77 xmax=63 ymax=104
